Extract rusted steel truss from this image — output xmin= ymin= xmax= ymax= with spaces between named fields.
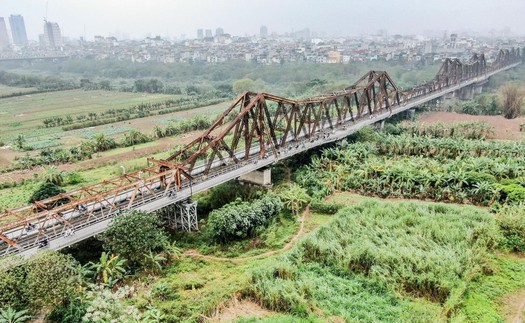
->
xmin=0 ymin=48 xmax=521 ymax=251
xmin=165 ymin=71 xmax=404 ymax=173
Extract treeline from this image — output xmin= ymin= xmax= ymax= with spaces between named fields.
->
xmin=0 ymin=70 xmax=77 ymax=91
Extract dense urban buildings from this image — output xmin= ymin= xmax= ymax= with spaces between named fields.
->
xmin=8 ymin=14 xmax=28 ymax=46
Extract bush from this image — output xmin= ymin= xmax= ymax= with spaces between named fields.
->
xmin=309 ymin=200 xmax=344 ymax=215
xmin=24 ymin=250 xmax=80 ymax=309
xmin=496 ymin=206 xmax=525 ymax=252
xmin=47 ymin=299 xmax=88 ymax=323
xmin=206 ymin=195 xmax=283 ymax=242
xmin=99 ymin=211 xmax=169 ymax=266
xmin=28 ymin=182 xmax=66 ymax=204
xmin=0 ymin=256 xmax=28 ymax=310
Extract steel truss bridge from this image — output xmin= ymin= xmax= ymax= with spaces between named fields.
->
xmin=0 ymin=48 xmax=522 ymax=257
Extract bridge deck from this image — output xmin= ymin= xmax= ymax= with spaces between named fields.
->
xmin=0 ymin=57 xmax=521 ymax=258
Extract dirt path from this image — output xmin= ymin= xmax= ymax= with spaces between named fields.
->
xmin=184 ymin=208 xmax=309 ymax=264
xmin=502 ymin=289 xmax=525 ymax=323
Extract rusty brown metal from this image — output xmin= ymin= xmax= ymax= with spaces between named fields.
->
xmin=0 ymin=48 xmax=521 ymax=250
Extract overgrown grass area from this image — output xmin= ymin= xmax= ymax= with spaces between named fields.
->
xmin=175 ymin=214 xmax=299 ymax=258
xmin=247 ymin=199 xmax=501 ymax=321
xmin=125 ymin=211 xmax=331 ymax=322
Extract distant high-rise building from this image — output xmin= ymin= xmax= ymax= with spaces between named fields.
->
xmin=260 ymin=25 xmax=268 ymax=38
xmin=0 ymin=18 xmax=10 ymax=50
xmin=215 ymin=27 xmax=224 ymax=37
xmin=9 ymin=15 xmax=28 ymax=46
xmin=197 ymin=29 xmax=203 ymax=39
xmin=205 ymin=29 xmax=212 ymax=38
xmin=43 ymin=20 xmax=63 ymax=48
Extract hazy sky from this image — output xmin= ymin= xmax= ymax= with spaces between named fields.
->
xmin=1 ymin=0 xmax=524 ymax=40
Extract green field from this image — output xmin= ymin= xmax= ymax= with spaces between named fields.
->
xmin=0 ymin=89 xmax=181 ymax=139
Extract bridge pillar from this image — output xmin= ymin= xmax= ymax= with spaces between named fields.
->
xmin=458 ymin=85 xmax=475 ymax=100
xmin=373 ymin=120 xmax=385 ymax=130
xmin=239 ymin=168 xmax=272 ymax=186
xmin=473 ymin=84 xmax=484 ymax=95
xmin=164 ymin=200 xmax=198 ymax=232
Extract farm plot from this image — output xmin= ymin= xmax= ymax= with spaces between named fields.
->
xmin=0 ymin=89 xmax=180 ymax=141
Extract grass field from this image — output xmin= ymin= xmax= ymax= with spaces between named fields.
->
xmin=0 ymin=85 xmax=229 ymax=167
xmin=0 ymin=89 xmax=181 ymax=140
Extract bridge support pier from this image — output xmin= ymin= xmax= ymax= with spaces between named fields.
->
xmin=239 ymin=168 xmax=272 ymax=186
xmin=456 ymin=81 xmax=486 ymax=101
xmin=164 ymin=200 xmax=198 ymax=232
xmin=373 ymin=120 xmax=385 ymax=130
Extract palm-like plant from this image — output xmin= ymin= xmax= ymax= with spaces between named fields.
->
xmin=41 ymin=166 xmax=65 ymax=186
xmin=0 ymin=308 xmax=31 ymax=323
xmin=143 ymin=251 xmax=166 ymax=274
xmin=277 ymin=184 xmax=311 ymax=215
xmin=164 ymin=241 xmax=183 ymax=262
xmin=88 ymin=252 xmax=127 ymax=285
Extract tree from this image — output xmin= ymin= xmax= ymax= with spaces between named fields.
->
xmin=93 ymin=134 xmax=116 ymax=152
xmin=99 ymin=211 xmax=169 ymax=266
xmin=0 ymin=308 xmax=31 ymax=323
xmin=232 ymin=78 xmax=255 ymax=95
xmin=206 ymin=195 xmax=282 ymax=241
xmin=143 ymin=251 xmax=166 ymax=275
xmin=500 ymin=83 xmax=525 ymax=119
xmin=122 ymin=130 xmax=149 ymax=147
xmin=0 ymin=256 xmax=28 ymax=310
xmin=88 ymin=252 xmax=127 ymax=285
xmin=25 ymin=250 xmax=80 ymax=309
xmin=28 ymin=182 xmax=66 ymax=204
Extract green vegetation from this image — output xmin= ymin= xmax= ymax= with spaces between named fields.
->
xmin=297 ymin=126 xmax=525 ymax=205
xmin=248 ymin=199 xmax=498 ymax=321
xmin=27 ymin=182 xmax=65 ymax=204
xmin=206 ymin=195 xmax=283 ymax=242
xmin=99 ymin=210 xmax=169 ymax=266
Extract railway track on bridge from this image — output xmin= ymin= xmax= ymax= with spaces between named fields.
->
xmin=0 ymin=48 xmax=522 ymax=258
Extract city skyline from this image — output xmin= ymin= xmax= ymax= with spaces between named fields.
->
xmin=0 ymin=0 xmax=524 ymax=41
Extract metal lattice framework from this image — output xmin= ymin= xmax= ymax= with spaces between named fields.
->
xmin=164 ymin=70 xmax=404 ymax=175
xmin=0 ymin=48 xmax=522 ymax=253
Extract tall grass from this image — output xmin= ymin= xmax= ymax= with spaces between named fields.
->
xmin=249 ymin=200 xmax=500 ymax=320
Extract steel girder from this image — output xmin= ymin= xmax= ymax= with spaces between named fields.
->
xmin=0 ymin=48 xmax=521 ymax=251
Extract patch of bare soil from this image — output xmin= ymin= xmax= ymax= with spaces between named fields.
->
xmin=501 ymin=289 xmax=525 ymax=323
xmin=418 ymin=111 xmax=525 ymax=140
xmin=206 ymin=298 xmax=275 ymax=322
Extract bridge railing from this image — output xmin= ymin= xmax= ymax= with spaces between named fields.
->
xmin=0 ymin=48 xmax=521 ymax=255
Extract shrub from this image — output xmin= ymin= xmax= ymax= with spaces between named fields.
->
xmin=309 ymin=200 xmax=344 ymax=215
xmin=0 ymin=256 xmax=28 ymax=310
xmin=24 ymin=250 xmax=80 ymax=309
xmin=46 ymin=299 xmax=88 ymax=323
xmin=496 ymin=206 xmax=525 ymax=252
xmin=99 ymin=211 xmax=169 ymax=266
xmin=28 ymin=182 xmax=66 ymax=204
xmin=206 ymin=195 xmax=283 ymax=242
